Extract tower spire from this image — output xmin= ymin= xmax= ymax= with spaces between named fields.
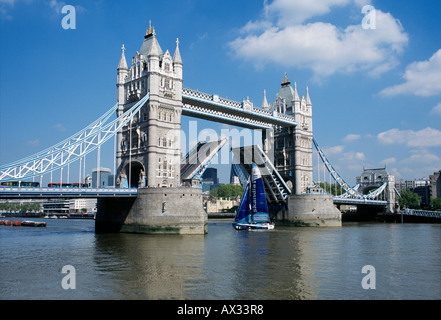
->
xmin=173 ymin=37 xmax=183 ymax=65
xmin=145 ymin=20 xmax=156 ymax=39
xmin=306 ymin=86 xmax=311 ymax=105
xmin=294 ymin=82 xmax=300 ymax=101
xmin=117 ymin=44 xmax=128 ymax=70
xmin=281 ymin=72 xmax=290 ymax=86
xmin=262 ymin=89 xmax=269 ymax=109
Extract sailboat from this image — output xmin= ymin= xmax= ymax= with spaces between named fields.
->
xmin=233 ymin=163 xmax=274 ymax=230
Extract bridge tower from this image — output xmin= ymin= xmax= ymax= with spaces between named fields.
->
xmin=116 ymin=22 xmax=183 ymax=188
xmin=272 ymin=74 xmax=313 ymax=195
xmin=356 ymin=167 xmax=396 ymax=213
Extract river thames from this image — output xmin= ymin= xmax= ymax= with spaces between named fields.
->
xmin=1 ymin=218 xmax=440 ymax=300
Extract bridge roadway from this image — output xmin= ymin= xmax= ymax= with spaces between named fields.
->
xmin=0 ymin=187 xmax=389 ymax=207
xmin=333 ymin=197 xmax=387 ymax=206
xmin=0 ymin=187 xmax=138 ymax=198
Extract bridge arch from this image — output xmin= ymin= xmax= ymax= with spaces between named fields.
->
xmin=124 ymin=160 xmax=145 ymax=188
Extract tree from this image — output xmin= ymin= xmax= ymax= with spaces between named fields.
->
xmin=210 ymin=184 xmax=245 ymax=199
xmin=398 ymin=189 xmax=420 ymax=209
xmin=432 ymin=198 xmax=441 ymax=211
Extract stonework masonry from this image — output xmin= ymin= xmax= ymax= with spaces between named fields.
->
xmin=96 ymin=187 xmax=207 ymax=234
xmin=275 ymin=193 xmax=342 ymax=227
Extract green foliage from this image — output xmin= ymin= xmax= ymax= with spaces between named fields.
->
xmin=210 ymin=184 xmax=245 ymax=199
xmin=0 ymin=201 xmax=41 ymax=213
xmin=431 ymin=198 xmax=441 ymax=211
xmin=398 ymin=189 xmax=421 ymax=209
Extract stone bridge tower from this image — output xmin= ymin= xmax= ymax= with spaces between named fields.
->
xmin=356 ymin=167 xmax=396 ymax=213
xmin=270 ymin=74 xmax=313 ymax=195
xmin=116 ymin=23 xmax=183 ymax=188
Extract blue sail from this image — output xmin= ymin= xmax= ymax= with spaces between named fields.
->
xmin=234 ymin=181 xmax=251 ymax=224
xmin=250 ymin=163 xmax=270 ymax=223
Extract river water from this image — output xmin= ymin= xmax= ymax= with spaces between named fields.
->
xmin=1 ymin=218 xmax=440 ymax=300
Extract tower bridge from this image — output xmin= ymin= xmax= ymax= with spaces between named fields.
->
xmin=0 ymin=22 xmax=399 ymax=232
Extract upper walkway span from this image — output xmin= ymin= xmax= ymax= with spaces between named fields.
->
xmin=182 ymin=88 xmax=297 ymax=130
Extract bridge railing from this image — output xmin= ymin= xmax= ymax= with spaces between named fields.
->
xmin=0 ymin=186 xmax=139 ymax=198
xmin=402 ymin=208 xmax=441 ymax=218
xmin=183 ymin=87 xmax=297 ymax=127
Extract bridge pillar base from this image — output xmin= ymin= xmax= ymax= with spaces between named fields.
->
xmin=96 ymin=187 xmax=207 ymax=235
xmin=274 ymin=193 xmax=342 ymax=227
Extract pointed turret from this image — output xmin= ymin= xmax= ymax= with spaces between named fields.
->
xmin=173 ymin=38 xmax=183 ymax=65
xmin=139 ymin=21 xmax=163 ymax=59
xmin=148 ymin=33 xmax=161 ymax=57
xmin=293 ymin=82 xmax=300 ymax=101
xmin=118 ymin=44 xmax=128 ymax=70
xmin=117 ymin=44 xmax=128 ymax=107
xmin=306 ymin=86 xmax=312 ymax=106
xmin=262 ymin=89 xmax=269 ymax=109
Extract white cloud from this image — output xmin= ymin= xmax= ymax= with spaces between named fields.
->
xmin=324 ymin=145 xmax=344 ymax=156
xmin=381 ymin=157 xmax=397 ymax=165
xmin=380 ymin=49 xmax=441 ymax=97
xmin=343 ymin=134 xmax=361 ymax=142
xmin=430 ymin=102 xmax=441 ymax=116
xmin=402 ymin=152 xmax=440 ymax=165
xmin=229 ymin=0 xmax=408 ymax=79
xmin=264 ymin=0 xmax=353 ymax=26
xmin=377 ymin=127 xmax=441 ymax=147
xmin=341 ymin=151 xmax=365 ymax=161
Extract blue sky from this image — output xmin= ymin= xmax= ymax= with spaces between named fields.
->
xmin=1 ymin=0 xmax=441 ymax=185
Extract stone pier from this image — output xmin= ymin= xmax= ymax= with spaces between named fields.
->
xmin=274 ymin=193 xmax=342 ymax=227
xmin=96 ymin=187 xmax=207 ymax=234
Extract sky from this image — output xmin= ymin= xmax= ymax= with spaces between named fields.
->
xmin=1 ymin=0 xmax=441 ymax=185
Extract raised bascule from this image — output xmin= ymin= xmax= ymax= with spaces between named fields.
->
xmin=0 ymin=22 xmax=400 ymax=233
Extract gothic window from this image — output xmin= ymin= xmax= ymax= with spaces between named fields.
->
xmin=158 ymin=137 xmax=161 ymax=146
xmin=163 ymin=161 xmax=168 ymax=177
xmin=162 ymin=137 xmax=167 ymax=147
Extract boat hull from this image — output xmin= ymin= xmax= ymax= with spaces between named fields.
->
xmin=233 ymin=222 xmax=274 ymax=230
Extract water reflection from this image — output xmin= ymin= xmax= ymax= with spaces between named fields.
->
xmin=1 ymin=219 xmax=440 ymax=299
xmin=93 ymin=233 xmax=205 ymax=299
